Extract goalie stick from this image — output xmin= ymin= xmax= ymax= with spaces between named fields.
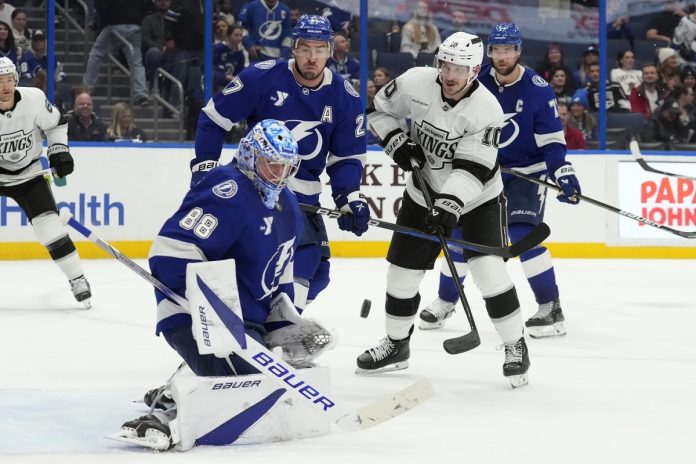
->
xmin=300 ymin=203 xmax=550 ymax=259
xmin=59 ymin=210 xmax=434 ymax=432
xmin=629 ymin=139 xmax=696 ymax=181
xmin=502 ymin=167 xmax=696 ymax=239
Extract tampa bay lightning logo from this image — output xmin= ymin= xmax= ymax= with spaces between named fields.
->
xmin=260 ymin=21 xmax=283 ymax=41
xmin=497 ymin=112 xmax=520 ymax=149
xmin=532 ymin=75 xmax=548 ymax=87
xmin=212 ymin=180 xmax=238 ymax=198
xmin=261 ymin=238 xmax=295 ymax=298
xmin=284 ymin=120 xmax=324 ymax=160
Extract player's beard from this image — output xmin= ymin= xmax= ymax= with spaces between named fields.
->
xmin=494 ymin=58 xmax=519 ymax=77
xmin=294 ymin=61 xmax=323 ymax=82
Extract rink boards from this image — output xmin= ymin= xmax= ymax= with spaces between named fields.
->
xmin=1 ymin=143 xmax=695 ymax=259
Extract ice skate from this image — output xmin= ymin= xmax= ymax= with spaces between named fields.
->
xmin=525 ymin=299 xmax=566 ymax=338
xmin=419 ymin=298 xmax=456 ymax=330
xmin=143 ymin=385 xmax=175 ymax=411
xmin=500 ymin=337 xmax=530 ymax=388
xmin=108 ymin=414 xmax=172 ymax=451
xmin=69 ymin=275 xmax=92 ymax=309
xmin=356 ymin=336 xmax=410 ymax=374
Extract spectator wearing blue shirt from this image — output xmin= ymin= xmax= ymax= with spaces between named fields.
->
xmin=239 ymin=0 xmax=291 ymax=62
xmin=327 ymin=31 xmax=359 ymax=83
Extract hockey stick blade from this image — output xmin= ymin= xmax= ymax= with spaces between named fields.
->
xmin=300 ymin=203 xmax=549 ymax=258
xmin=443 ymin=330 xmax=482 ymax=355
xmin=502 ymin=167 xmax=696 ymax=239
xmin=629 ymin=139 xmax=696 ymax=181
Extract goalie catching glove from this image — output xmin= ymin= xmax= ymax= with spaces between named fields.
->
xmin=47 ymin=144 xmax=74 ymax=178
xmin=381 ymin=129 xmax=426 ymax=172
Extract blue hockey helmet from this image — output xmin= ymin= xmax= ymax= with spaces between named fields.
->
xmin=292 ymin=14 xmax=334 ymax=46
xmin=487 ymin=23 xmax=522 ymax=56
xmin=237 ymin=120 xmax=300 ymax=209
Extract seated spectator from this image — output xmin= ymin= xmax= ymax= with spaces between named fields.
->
xmin=646 ymin=0 xmax=686 ymax=47
xmin=558 ymin=101 xmax=585 ymax=149
xmin=372 ymin=67 xmax=391 ymax=93
xmin=366 ymin=78 xmax=376 ymax=108
xmin=610 ymin=50 xmax=642 ymax=96
xmin=229 ymin=24 xmax=248 ymax=68
xmin=681 ymin=66 xmax=696 ymax=89
xmin=400 ymin=1 xmax=441 ymax=59
xmin=142 ymin=0 xmax=173 ymax=87
xmin=567 ymin=90 xmax=597 ymax=141
xmin=215 ymin=0 xmax=235 ymax=26
xmin=657 ymin=47 xmax=680 ymax=81
xmin=0 ymin=0 xmax=14 ymax=26
xmin=549 ymin=66 xmax=574 ymax=105
xmin=10 ymin=8 xmax=29 ymax=55
xmin=290 ymin=5 xmax=300 ymax=28
xmin=214 ymin=17 xmax=230 ymax=45
xmin=673 ymin=6 xmax=696 ymax=66
xmin=240 ymin=0 xmax=291 ymax=62
xmin=535 ymin=43 xmax=573 ymax=85
xmin=607 ymin=6 xmax=634 ymax=49
xmin=66 ymin=92 xmax=107 ymax=141
xmin=584 ymin=61 xmax=631 ymax=112
xmin=327 ymin=31 xmax=359 ymax=83
xmin=0 ymin=20 xmax=17 ymax=65
xmin=630 ymin=63 xmax=670 ymax=119
xmin=440 ymin=9 xmax=467 ymax=41
xmin=641 ymin=96 xmax=696 ymax=144
xmin=107 ymin=102 xmax=148 ymax=142
xmin=213 ymin=26 xmax=246 ymax=91
xmin=574 ymin=45 xmax=599 ymax=88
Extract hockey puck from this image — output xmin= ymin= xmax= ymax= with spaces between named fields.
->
xmin=360 ymin=299 xmax=372 ymax=318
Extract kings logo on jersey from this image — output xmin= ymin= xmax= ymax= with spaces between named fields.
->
xmin=0 ymin=129 xmax=33 ymax=162
xmin=413 ymin=120 xmax=461 ymax=170
xmin=260 ymin=237 xmax=295 ymax=299
xmin=284 ymin=120 xmax=324 ymax=161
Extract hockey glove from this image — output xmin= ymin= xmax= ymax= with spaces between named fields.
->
xmin=424 ymin=195 xmax=462 ymax=235
xmin=334 ymin=191 xmax=370 ymax=236
xmin=47 ymin=144 xmax=74 ymax=178
xmin=550 ymin=163 xmax=581 ymax=205
xmin=381 ymin=129 xmax=426 ymax=172
xmin=190 ymin=160 xmax=219 ymax=187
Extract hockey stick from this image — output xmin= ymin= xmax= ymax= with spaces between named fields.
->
xmin=629 ymin=139 xmax=696 ymax=181
xmin=300 ymin=203 xmax=549 ymax=259
xmin=502 ymin=167 xmax=696 ymax=239
xmin=59 ymin=210 xmax=434 ymax=431
xmin=410 ymin=159 xmax=480 ymax=354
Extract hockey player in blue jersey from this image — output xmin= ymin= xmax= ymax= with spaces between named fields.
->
xmin=239 ymin=0 xmax=292 ymax=61
xmin=193 ymin=15 xmax=368 ymax=319
xmin=420 ymin=23 xmax=582 ymax=338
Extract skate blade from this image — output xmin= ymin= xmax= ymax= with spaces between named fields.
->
xmin=355 ymin=361 xmax=409 ymax=375
xmin=418 ymin=320 xmax=446 ymax=330
xmin=106 ymin=432 xmax=171 ymax=451
xmin=507 ymin=373 xmax=529 ymax=389
xmin=528 ymin=322 xmax=566 ymax=339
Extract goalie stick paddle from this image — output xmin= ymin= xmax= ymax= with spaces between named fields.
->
xmin=59 ymin=210 xmax=433 ymax=432
xmin=629 ymin=139 xmax=696 ymax=181
xmin=299 ymin=203 xmax=550 ymax=259
xmin=501 ymin=167 xmax=696 ymax=239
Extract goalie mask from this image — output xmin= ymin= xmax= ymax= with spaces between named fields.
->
xmin=237 ymin=120 xmax=300 ymax=209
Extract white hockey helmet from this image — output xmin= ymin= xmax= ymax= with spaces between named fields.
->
xmin=0 ymin=57 xmax=18 ymax=83
xmin=437 ymin=32 xmax=484 ymax=77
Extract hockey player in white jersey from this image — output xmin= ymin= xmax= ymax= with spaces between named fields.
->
xmin=0 ymin=57 xmax=91 ymax=307
xmin=357 ymin=32 xmax=530 ymax=387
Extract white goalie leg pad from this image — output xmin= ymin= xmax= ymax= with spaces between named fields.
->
xmin=467 ymin=256 xmax=514 ymax=298
xmin=169 ymin=364 xmax=331 ymax=450
xmin=186 ymin=259 xmax=245 ymax=357
xmin=265 ymin=293 xmax=336 ymax=368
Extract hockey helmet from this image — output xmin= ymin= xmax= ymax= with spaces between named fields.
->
xmin=487 ymin=23 xmax=522 ymax=56
xmin=437 ymin=32 xmax=484 ymax=80
xmin=237 ymin=119 xmax=300 ymax=209
xmin=0 ymin=57 xmax=18 ymax=83
xmin=292 ymin=14 xmax=334 ymax=47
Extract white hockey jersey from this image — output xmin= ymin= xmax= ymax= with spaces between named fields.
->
xmin=369 ymin=67 xmax=504 ymax=213
xmin=0 ymin=87 xmax=67 ymax=184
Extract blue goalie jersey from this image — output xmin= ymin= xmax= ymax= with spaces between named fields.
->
xmin=149 ymin=165 xmax=304 ymax=335
xmin=478 ymin=64 xmax=567 ymax=173
xmin=195 ymin=59 xmax=367 ymax=205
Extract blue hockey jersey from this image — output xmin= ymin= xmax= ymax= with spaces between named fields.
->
xmin=149 ymin=165 xmax=303 ymax=335
xmin=213 ymin=42 xmax=246 ymax=87
xmin=195 ymin=59 xmax=367 ymax=205
xmin=478 ymin=64 xmax=567 ymax=173
xmin=239 ymin=0 xmax=291 ymax=60
xmin=327 ymin=54 xmax=360 ymax=81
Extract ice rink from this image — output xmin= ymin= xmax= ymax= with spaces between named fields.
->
xmin=2 ymin=256 xmax=695 ymax=464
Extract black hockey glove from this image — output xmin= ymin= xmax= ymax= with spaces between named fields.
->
xmin=549 ymin=163 xmax=581 ymax=205
xmin=47 ymin=144 xmax=74 ymax=178
xmin=424 ymin=195 xmax=463 ymax=236
xmin=380 ymin=129 xmax=426 ymax=172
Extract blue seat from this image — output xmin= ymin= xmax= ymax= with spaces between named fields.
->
xmin=607 ymin=112 xmax=646 ymax=136
xmin=387 ymin=32 xmax=401 ymax=53
xmin=368 ymin=33 xmax=389 ymax=53
xmin=632 ymin=40 xmax=662 ymax=63
xmin=416 ymin=52 xmax=435 ymax=67
xmin=376 ymin=52 xmax=414 ymax=77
